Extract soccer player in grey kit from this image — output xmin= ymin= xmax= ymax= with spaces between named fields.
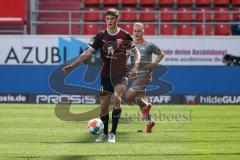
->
xmin=126 ymin=23 xmax=165 ymax=133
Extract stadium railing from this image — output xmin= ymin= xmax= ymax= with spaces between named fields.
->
xmin=30 ymin=9 xmax=240 ymax=35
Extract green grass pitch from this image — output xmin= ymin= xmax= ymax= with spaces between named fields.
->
xmin=0 ymin=104 xmax=240 ymax=160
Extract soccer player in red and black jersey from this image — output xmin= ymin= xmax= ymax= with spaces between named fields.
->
xmin=63 ymin=8 xmax=140 ymax=143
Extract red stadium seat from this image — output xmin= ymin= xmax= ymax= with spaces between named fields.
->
xmin=0 ymin=0 xmax=27 ymax=34
xmin=214 ymin=7 xmax=230 ymax=21
xmin=195 ymin=24 xmax=211 ymax=35
xmin=71 ymin=24 xmax=81 ymax=34
xmin=38 ymin=24 xmax=67 ymax=34
xmin=39 ymin=12 xmax=81 ymax=22
xmin=214 ymin=24 xmax=230 ymax=35
xmin=176 ymin=0 xmax=192 ymax=5
xmin=102 ymin=0 xmax=119 ymax=5
xmin=195 ymin=0 xmax=211 ymax=5
xmin=232 ymin=0 xmax=240 ymax=5
xmin=38 ymin=0 xmax=81 ymax=10
xmin=121 ymin=24 xmax=133 ymax=34
xmin=83 ymin=0 xmax=100 ymax=5
xmin=121 ymin=7 xmax=137 ymax=21
xmin=160 ymin=24 xmax=174 ymax=35
xmin=177 ymin=8 xmax=193 ymax=21
xmin=83 ymin=24 xmax=99 ymax=35
xmin=37 ymin=24 xmax=80 ymax=35
xmin=71 ymin=13 xmax=82 ymax=22
xmin=38 ymin=12 xmax=69 ymax=21
xmin=233 ymin=7 xmax=240 ymax=20
xmin=196 ymin=7 xmax=211 ymax=21
xmin=139 ymin=0 xmax=155 ymax=5
xmin=159 ymin=0 xmax=175 ymax=5
xmin=213 ymin=0 xmax=229 ymax=5
xmin=0 ymin=25 xmax=26 ymax=34
xmin=122 ymin=0 xmax=137 ymax=5
xmin=143 ymin=24 xmax=155 ymax=35
xmin=177 ymin=24 xmax=193 ymax=35
xmin=139 ymin=7 xmax=156 ymax=21
xmin=159 ymin=7 xmax=174 ymax=21
xmin=83 ymin=7 xmax=100 ymax=21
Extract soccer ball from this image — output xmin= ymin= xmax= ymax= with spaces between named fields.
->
xmin=87 ymin=118 xmax=104 ymax=135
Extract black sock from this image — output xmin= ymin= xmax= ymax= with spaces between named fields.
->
xmin=111 ymin=108 xmax=122 ymax=135
xmin=100 ymin=114 xmax=109 ymax=135
xmin=147 ymin=113 xmax=151 ymax=121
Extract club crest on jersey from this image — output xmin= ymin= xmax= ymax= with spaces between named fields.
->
xmin=117 ymin=39 xmax=122 ymax=46
xmin=140 ymin=47 xmax=145 ymax=51
xmin=103 ymin=41 xmax=117 ymax=59
xmin=119 ymin=40 xmax=132 ymax=51
xmin=107 ymin=46 xmax=115 ymax=58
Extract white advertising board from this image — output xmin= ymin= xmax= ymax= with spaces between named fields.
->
xmin=0 ymin=35 xmax=239 ymax=65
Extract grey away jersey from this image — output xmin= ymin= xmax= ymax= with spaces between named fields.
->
xmin=130 ymin=40 xmax=161 ymax=78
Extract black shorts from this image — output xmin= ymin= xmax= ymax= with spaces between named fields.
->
xmin=100 ymin=75 xmax=128 ymax=96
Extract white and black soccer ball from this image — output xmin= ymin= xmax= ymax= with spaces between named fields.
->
xmin=87 ymin=118 xmax=104 ymax=135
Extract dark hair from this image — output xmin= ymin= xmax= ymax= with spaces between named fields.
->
xmin=105 ymin=8 xmax=119 ymax=18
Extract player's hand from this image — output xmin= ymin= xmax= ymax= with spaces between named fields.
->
xmin=143 ymin=63 xmax=155 ymax=71
xmin=62 ymin=64 xmax=73 ymax=74
xmin=128 ymin=68 xmax=137 ymax=79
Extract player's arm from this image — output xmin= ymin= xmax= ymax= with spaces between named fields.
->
xmin=153 ymin=49 xmax=165 ymax=64
xmin=62 ymin=47 xmax=94 ymax=74
xmin=144 ymin=48 xmax=165 ymax=71
xmin=129 ymin=47 xmax=141 ymax=79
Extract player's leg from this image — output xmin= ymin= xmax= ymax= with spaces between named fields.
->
xmin=96 ymin=76 xmax=114 ymax=142
xmin=129 ymin=77 xmax=152 ymax=120
xmin=127 ymin=86 xmax=155 ymax=133
xmin=126 ymin=80 xmax=150 ymax=117
xmin=126 ymin=88 xmax=150 ymax=119
xmin=111 ymin=83 xmax=126 ymax=132
xmin=145 ymin=116 xmax=155 ymax=133
xmin=100 ymin=93 xmax=112 ymax=135
xmin=126 ymin=87 xmax=137 ymax=105
xmin=108 ymin=77 xmax=128 ymax=143
xmin=137 ymin=92 xmax=155 ymax=133
xmin=136 ymin=93 xmax=151 ymax=119
xmin=96 ymin=93 xmax=112 ymax=142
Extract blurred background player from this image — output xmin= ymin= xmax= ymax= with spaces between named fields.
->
xmin=63 ymin=9 xmax=140 ymax=143
xmin=126 ymin=23 xmax=164 ymax=133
